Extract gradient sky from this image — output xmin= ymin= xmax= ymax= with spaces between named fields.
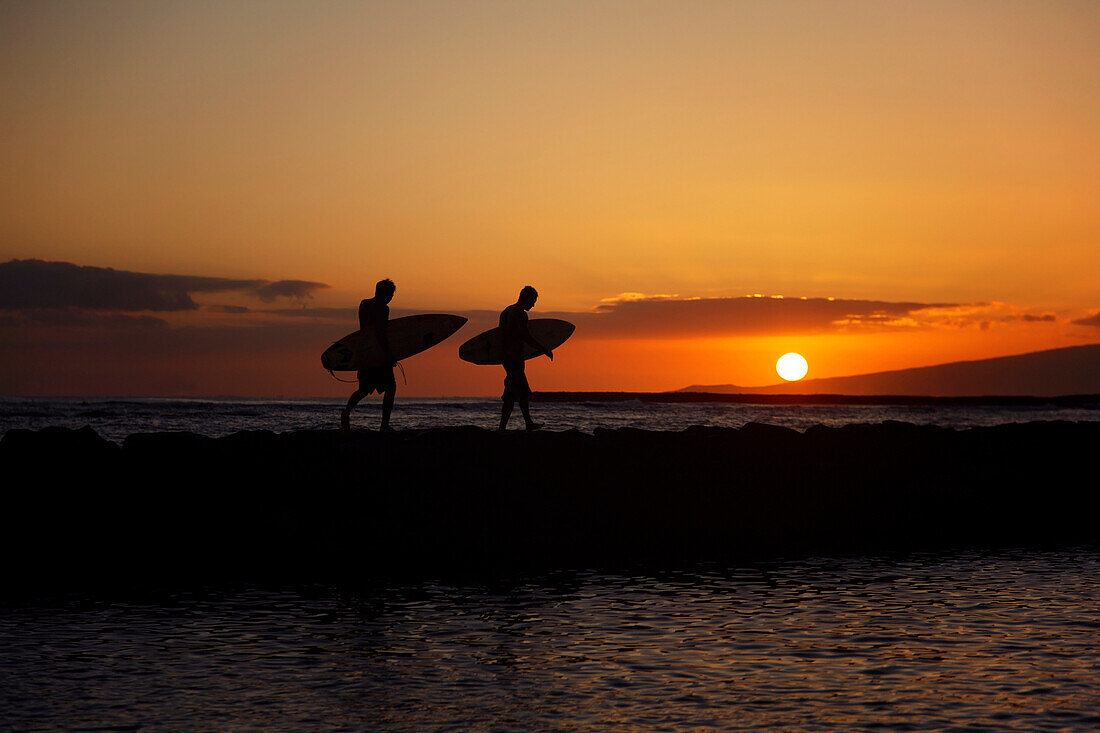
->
xmin=2 ymin=1 xmax=1098 ymax=396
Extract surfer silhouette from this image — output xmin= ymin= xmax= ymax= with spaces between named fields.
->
xmin=341 ymin=279 xmax=397 ymax=432
xmin=499 ymin=286 xmax=552 ymax=431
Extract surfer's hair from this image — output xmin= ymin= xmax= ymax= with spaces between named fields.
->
xmin=520 ymin=286 xmax=538 ymax=300
xmin=376 ymin=279 xmax=396 ymax=295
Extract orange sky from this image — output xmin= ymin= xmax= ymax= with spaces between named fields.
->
xmin=2 ymin=1 xmax=1098 ymax=396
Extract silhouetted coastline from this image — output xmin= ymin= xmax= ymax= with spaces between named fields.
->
xmin=3 ymin=421 xmax=1098 ymax=587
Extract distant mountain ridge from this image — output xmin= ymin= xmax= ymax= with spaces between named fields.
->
xmin=679 ymin=344 xmax=1100 ymax=396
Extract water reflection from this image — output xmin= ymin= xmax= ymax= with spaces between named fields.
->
xmin=3 ymin=548 xmax=1099 ymax=730
xmin=3 ymin=396 xmax=1099 ymax=442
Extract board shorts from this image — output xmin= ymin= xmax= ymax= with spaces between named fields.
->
xmin=502 ymin=358 xmax=531 ymax=401
xmin=357 ymin=366 xmax=396 ymax=395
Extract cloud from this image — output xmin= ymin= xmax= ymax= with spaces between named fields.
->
xmin=909 ymin=303 xmax=1065 ymax=329
xmin=0 ymin=260 xmax=327 ymax=311
xmin=0 ymin=308 xmax=169 ymax=330
xmin=0 ymin=259 xmax=260 ymax=311
xmin=598 ymin=292 xmax=681 ymax=305
xmin=266 ymin=307 xmax=358 ymax=320
xmin=205 ymin=305 xmax=252 ymax=314
xmin=265 ymin=307 xmax=481 ymax=323
xmin=1072 ymin=312 xmax=1100 ymax=328
xmin=252 ymin=280 xmax=328 ymax=302
xmin=270 ymin=295 xmax=995 ymax=341
xmin=551 ymin=294 xmax=955 ymax=339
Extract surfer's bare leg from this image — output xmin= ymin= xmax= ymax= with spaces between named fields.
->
xmin=519 ymin=394 xmax=542 ymax=431
xmin=511 ymin=365 xmax=541 ymax=431
xmin=500 ymin=364 xmax=521 ymax=430
xmin=501 ymin=363 xmax=541 ymax=431
xmin=381 ymin=387 xmax=395 ymax=431
xmin=516 ymin=368 xmax=541 ymax=430
xmin=342 ymin=389 xmax=367 ymax=430
xmin=377 ymin=368 xmax=397 ymax=432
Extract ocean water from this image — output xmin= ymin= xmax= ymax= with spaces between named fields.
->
xmin=2 ymin=396 xmax=1099 ymax=442
xmin=4 ymin=397 xmax=1100 ymax=730
xmin=2 ymin=548 xmax=1099 ymax=731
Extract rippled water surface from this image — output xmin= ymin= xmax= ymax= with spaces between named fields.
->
xmin=3 ymin=548 xmax=1099 ymax=731
xmin=3 ymin=397 xmax=1098 ymax=442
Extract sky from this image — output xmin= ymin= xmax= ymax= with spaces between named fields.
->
xmin=2 ymin=0 xmax=1098 ymax=396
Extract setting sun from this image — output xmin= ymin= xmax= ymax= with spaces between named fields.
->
xmin=777 ymin=353 xmax=809 ymax=381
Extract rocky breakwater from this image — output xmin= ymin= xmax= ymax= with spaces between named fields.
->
xmin=2 ymin=421 xmax=1098 ymax=583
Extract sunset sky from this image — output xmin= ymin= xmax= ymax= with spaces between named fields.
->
xmin=2 ymin=0 xmax=1098 ymax=396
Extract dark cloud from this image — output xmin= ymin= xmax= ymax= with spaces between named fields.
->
xmin=265 ymin=307 xmax=472 ymax=323
xmin=548 ymin=295 xmax=953 ymax=339
xmin=206 ymin=305 xmax=252 ymax=314
xmin=1019 ymin=314 xmax=1056 ymax=323
xmin=0 ymin=259 xmax=261 ymax=311
xmin=0 ymin=259 xmax=328 ymax=311
xmin=0 ymin=309 xmax=170 ymax=330
xmin=252 ymin=280 xmax=328 ymax=302
xmin=265 ymin=297 xmax=953 ymax=340
xmin=15 ymin=309 xmax=169 ymax=329
xmin=266 ymin=307 xmax=357 ymax=320
xmin=1071 ymin=312 xmax=1100 ymax=328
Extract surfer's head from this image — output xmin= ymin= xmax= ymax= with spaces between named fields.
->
xmin=376 ymin=278 xmax=396 ymax=303
xmin=519 ymin=285 xmax=538 ymax=310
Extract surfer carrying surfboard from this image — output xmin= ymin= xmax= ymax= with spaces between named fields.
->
xmin=341 ymin=279 xmax=397 ymax=431
xmin=499 ymin=286 xmax=553 ymax=431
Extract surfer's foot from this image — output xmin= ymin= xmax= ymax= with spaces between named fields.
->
xmin=340 ymin=410 xmax=351 ymax=431
xmin=524 ymin=421 xmax=543 ymax=432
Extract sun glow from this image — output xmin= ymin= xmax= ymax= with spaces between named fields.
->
xmin=776 ymin=353 xmax=808 ymax=381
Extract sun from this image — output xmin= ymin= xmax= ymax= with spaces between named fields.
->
xmin=776 ymin=352 xmax=808 ymax=381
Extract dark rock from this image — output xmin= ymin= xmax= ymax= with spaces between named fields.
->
xmin=2 ymin=422 xmax=1098 ymax=587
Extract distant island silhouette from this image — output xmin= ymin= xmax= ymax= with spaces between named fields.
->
xmin=679 ymin=344 xmax=1100 ymax=397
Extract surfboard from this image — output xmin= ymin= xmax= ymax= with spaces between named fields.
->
xmin=322 ymin=314 xmax=468 ymax=371
xmin=458 ymin=318 xmax=575 ymax=365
